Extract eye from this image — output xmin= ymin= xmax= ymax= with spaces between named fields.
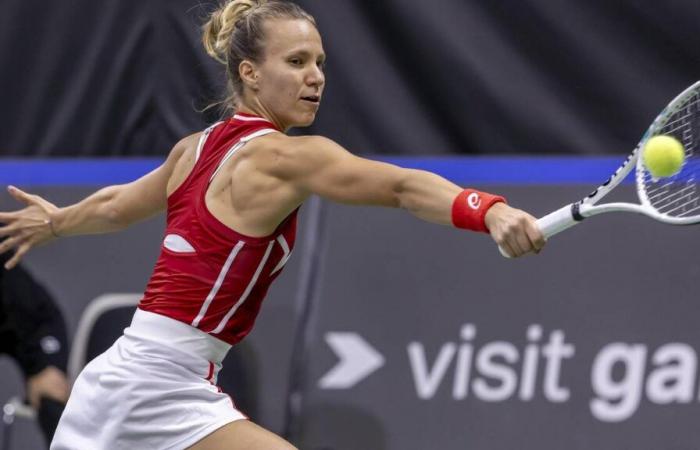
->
xmin=288 ymin=57 xmax=304 ymax=66
xmin=317 ymin=59 xmax=326 ymax=71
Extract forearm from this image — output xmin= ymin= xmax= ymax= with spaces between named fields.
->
xmin=394 ymin=169 xmax=463 ymax=225
xmin=395 ymin=170 xmax=543 ymax=257
xmin=51 ymin=185 xmax=138 ymax=236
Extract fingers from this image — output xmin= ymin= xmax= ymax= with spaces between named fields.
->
xmin=501 ymin=218 xmax=531 ymax=258
xmin=5 ymin=242 xmax=31 ymax=270
xmin=0 ymin=229 xmax=40 ymax=269
xmin=0 ymin=227 xmax=40 ymax=269
xmin=516 ymin=232 xmax=533 ymax=256
xmin=499 ymin=241 xmax=517 ymax=258
xmin=525 ymin=218 xmax=546 ymax=253
xmin=0 ymin=187 xmax=53 ymax=269
xmin=0 ymin=186 xmax=37 ymax=223
xmin=7 ymin=186 xmax=55 ymax=212
xmin=492 ymin=209 xmax=545 ymax=258
xmin=0 ymin=222 xmax=20 ymax=238
xmin=0 ymin=211 xmax=18 ymax=223
xmin=0 ymin=234 xmax=22 ymax=256
xmin=496 ymin=231 xmax=528 ymax=258
xmin=7 ymin=185 xmax=32 ymax=205
xmin=0 ymin=217 xmax=53 ymax=241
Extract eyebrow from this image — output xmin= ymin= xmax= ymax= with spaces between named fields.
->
xmin=285 ymin=49 xmax=326 ymax=60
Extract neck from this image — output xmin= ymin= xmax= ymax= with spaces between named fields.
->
xmin=236 ymin=101 xmax=289 ymax=132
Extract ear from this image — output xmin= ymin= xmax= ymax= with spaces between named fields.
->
xmin=239 ymin=60 xmax=260 ymax=91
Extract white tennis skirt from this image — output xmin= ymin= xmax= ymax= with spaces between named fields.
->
xmin=51 ymin=309 xmax=247 ymax=450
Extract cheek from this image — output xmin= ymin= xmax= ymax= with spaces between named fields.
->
xmin=270 ymin=89 xmax=296 ymax=112
xmin=262 ymin=75 xmax=296 ymax=101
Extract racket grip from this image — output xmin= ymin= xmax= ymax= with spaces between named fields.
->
xmin=536 ymin=203 xmax=578 ymax=239
xmin=498 ymin=204 xmax=577 ymax=258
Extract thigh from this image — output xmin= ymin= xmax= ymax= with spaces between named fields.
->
xmin=187 ymin=420 xmax=297 ymax=450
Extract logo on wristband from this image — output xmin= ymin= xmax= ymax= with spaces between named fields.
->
xmin=467 ymin=193 xmax=482 ymax=210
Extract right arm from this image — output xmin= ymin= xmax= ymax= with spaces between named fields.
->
xmin=263 ymin=135 xmax=544 ymax=257
xmin=266 ymin=135 xmax=460 ymax=224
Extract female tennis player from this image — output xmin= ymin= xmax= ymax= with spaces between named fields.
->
xmin=0 ymin=1 xmax=544 ymax=448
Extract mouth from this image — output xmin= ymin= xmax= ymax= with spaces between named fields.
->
xmin=301 ymin=94 xmax=321 ymax=104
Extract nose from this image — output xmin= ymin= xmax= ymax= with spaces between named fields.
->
xmin=306 ymin=64 xmax=325 ymax=87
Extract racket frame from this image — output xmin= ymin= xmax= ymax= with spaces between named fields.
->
xmin=537 ymin=80 xmax=700 ymax=239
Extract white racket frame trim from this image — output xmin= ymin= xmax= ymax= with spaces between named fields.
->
xmin=500 ymin=80 xmax=700 ymax=256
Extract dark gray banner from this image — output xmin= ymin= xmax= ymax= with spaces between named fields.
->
xmin=297 ymin=186 xmax=700 ymax=450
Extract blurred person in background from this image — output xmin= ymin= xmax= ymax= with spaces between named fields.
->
xmin=0 ymin=250 xmax=69 ymax=448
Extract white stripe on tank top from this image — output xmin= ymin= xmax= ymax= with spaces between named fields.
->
xmin=191 ymin=241 xmax=245 ymax=328
xmin=209 ymin=240 xmax=275 ymax=334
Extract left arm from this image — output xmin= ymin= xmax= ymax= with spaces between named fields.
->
xmin=0 ymin=134 xmax=194 ymax=269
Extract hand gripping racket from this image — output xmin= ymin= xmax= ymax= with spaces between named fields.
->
xmin=500 ymin=80 xmax=700 ymax=257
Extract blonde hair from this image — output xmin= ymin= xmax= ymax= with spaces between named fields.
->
xmin=202 ymin=0 xmax=316 ymax=113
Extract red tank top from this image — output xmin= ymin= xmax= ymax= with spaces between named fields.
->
xmin=139 ymin=114 xmax=298 ymax=345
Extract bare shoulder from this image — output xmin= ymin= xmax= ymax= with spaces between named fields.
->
xmin=176 ymin=131 xmax=203 ymax=148
xmin=164 ymin=132 xmax=204 ymax=195
xmin=169 ymin=132 xmax=203 ymax=163
xmin=251 ymin=133 xmax=349 ymax=178
xmin=255 ymin=133 xmax=344 ymax=156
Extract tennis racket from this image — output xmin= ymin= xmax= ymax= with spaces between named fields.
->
xmin=500 ymin=80 xmax=700 ymax=257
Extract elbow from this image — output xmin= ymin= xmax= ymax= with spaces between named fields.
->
xmin=100 ymin=188 xmax=131 ymax=230
xmin=103 ymin=204 xmax=129 ymax=230
xmin=392 ymin=170 xmax=416 ymax=210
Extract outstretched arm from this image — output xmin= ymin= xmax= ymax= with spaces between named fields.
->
xmin=0 ymin=134 xmax=196 ymax=269
xmin=265 ymin=135 xmax=545 ymax=257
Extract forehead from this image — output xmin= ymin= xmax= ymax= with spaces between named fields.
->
xmin=262 ymin=19 xmax=324 ymax=57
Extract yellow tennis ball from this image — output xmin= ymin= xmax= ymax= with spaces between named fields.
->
xmin=643 ymin=135 xmax=685 ymax=178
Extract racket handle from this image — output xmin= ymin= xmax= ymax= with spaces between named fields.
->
xmin=498 ymin=204 xmax=577 ymax=258
xmin=536 ymin=203 xmax=578 ymax=239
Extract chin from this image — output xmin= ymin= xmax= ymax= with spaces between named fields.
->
xmin=291 ymin=113 xmax=318 ymax=129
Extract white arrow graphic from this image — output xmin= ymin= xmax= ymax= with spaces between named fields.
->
xmin=318 ymin=332 xmax=385 ymax=389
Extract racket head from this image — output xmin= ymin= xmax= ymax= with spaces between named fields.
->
xmin=636 ymin=81 xmax=700 ymax=225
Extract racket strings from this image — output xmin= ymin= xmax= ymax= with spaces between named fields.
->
xmin=641 ymin=90 xmax=700 ymax=218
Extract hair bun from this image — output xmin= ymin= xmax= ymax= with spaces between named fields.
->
xmin=202 ymin=0 xmax=266 ymax=64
